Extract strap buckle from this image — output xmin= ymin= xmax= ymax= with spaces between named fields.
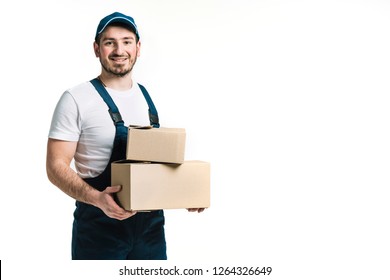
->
xmin=109 ymin=109 xmax=123 ymax=124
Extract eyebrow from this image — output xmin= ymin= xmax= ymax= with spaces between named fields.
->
xmin=102 ymin=36 xmax=135 ymax=42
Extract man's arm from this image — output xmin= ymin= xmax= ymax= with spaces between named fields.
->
xmin=46 ymin=138 xmax=136 ymax=220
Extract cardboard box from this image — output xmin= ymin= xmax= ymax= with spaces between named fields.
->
xmin=126 ymin=126 xmax=186 ymax=164
xmin=111 ymin=160 xmax=210 ymax=211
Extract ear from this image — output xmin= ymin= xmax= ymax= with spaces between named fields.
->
xmin=136 ymin=40 xmax=141 ymax=57
xmin=93 ymin=42 xmax=100 ymax=58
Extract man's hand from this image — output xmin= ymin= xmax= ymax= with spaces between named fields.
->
xmin=96 ymin=185 xmax=137 ymax=220
xmin=187 ymin=208 xmax=206 ymax=213
xmin=46 ymin=139 xmax=136 ymax=220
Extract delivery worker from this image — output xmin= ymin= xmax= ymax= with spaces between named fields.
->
xmin=46 ymin=12 xmax=204 ymax=260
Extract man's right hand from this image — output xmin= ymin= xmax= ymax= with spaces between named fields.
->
xmin=96 ymin=185 xmax=137 ymax=220
xmin=46 ymin=139 xmax=136 ymax=220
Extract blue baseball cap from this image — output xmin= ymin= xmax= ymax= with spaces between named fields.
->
xmin=95 ymin=12 xmax=139 ymax=41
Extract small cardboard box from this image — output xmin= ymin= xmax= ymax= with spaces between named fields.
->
xmin=111 ymin=160 xmax=210 ymax=211
xmin=126 ymin=126 xmax=186 ymax=164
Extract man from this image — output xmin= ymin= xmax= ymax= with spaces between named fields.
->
xmin=46 ymin=12 xmax=203 ymax=260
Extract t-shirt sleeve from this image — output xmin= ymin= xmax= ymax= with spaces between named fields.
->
xmin=48 ymin=91 xmax=81 ymax=141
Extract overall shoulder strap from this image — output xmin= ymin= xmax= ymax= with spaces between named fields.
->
xmin=90 ymin=78 xmax=160 ymax=128
xmin=138 ymin=83 xmax=160 ymax=128
xmin=90 ymin=78 xmax=123 ymax=124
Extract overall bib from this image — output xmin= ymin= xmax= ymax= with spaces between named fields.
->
xmin=71 ymin=78 xmax=167 ymax=260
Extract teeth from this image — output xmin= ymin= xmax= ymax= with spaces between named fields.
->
xmin=116 ymin=60 xmax=126 ymax=63
xmin=110 ymin=57 xmax=127 ymax=62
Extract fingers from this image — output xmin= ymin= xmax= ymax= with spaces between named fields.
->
xmin=104 ymin=203 xmax=137 ymax=220
xmin=187 ymin=208 xmax=206 ymax=213
xmin=104 ymin=185 xmax=122 ymax=194
xmin=109 ymin=209 xmax=137 ymax=220
xmin=98 ymin=186 xmax=137 ymax=220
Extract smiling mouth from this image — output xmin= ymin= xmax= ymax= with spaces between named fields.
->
xmin=110 ymin=56 xmax=128 ymax=63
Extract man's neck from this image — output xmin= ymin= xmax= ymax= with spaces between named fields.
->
xmin=98 ymin=73 xmax=133 ymax=91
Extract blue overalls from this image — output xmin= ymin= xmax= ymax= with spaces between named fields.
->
xmin=71 ymin=78 xmax=167 ymax=260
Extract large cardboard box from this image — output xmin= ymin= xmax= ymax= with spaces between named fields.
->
xmin=126 ymin=126 xmax=186 ymax=164
xmin=111 ymin=160 xmax=210 ymax=211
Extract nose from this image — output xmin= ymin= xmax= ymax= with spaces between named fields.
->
xmin=113 ymin=43 xmax=125 ymax=55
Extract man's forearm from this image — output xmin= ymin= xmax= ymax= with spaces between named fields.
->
xmin=46 ymin=160 xmax=100 ymax=206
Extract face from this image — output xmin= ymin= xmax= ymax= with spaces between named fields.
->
xmin=94 ymin=26 xmax=141 ymax=77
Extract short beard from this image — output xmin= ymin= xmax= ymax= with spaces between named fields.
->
xmin=100 ymin=56 xmax=137 ymax=77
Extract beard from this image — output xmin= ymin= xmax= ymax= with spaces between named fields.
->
xmin=100 ymin=54 xmax=138 ymax=77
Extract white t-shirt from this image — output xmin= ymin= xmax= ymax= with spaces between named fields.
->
xmin=48 ymin=81 xmax=151 ymax=178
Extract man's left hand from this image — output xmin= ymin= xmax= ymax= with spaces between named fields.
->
xmin=187 ymin=208 xmax=206 ymax=213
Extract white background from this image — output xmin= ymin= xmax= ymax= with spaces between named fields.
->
xmin=1 ymin=0 xmax=390 ymax=279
